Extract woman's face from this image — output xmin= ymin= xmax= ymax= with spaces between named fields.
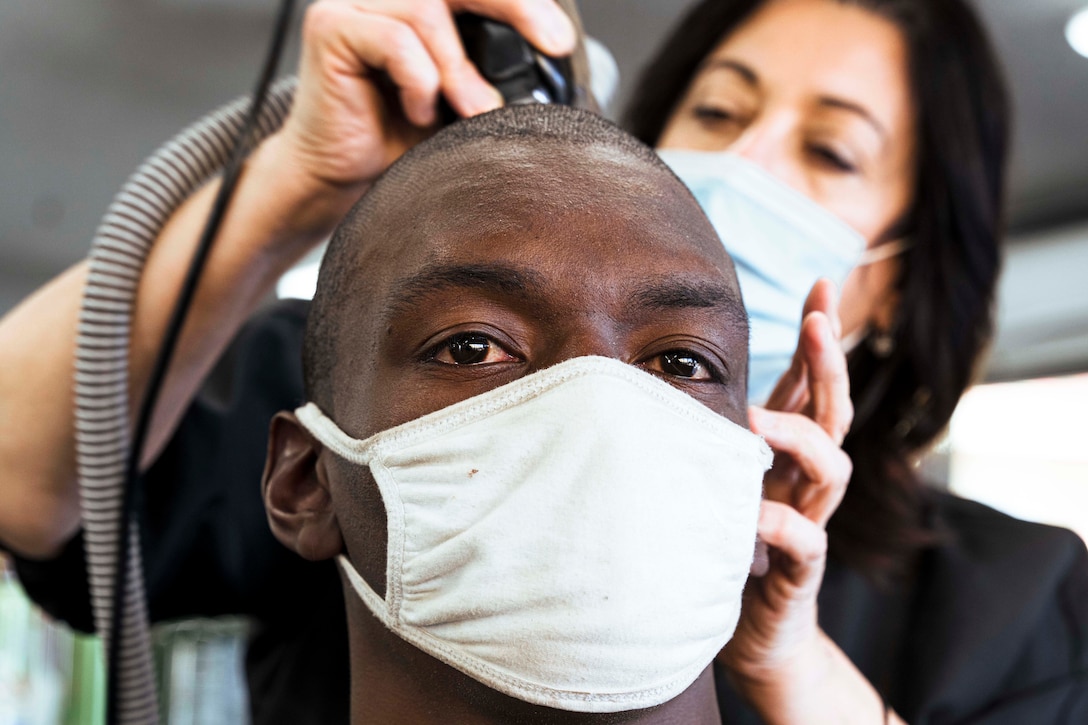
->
xmin=657 ymin=0 xmax=917 ymax=339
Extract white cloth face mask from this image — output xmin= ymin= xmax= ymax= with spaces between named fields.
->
xmin=657 ymin=150 xmax=906 ymax=404
xmin=295 ymin=356 xmax=772 ymax=714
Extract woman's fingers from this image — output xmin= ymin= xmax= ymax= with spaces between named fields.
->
xmin=291 ymin=0 xmax=577 ymax=183
xmin=797 ymin=280 xmax=852 ymax=443
xmin=353 ymin=0 xmax=501 ymax=119
xmin=764 ymin=343 xmax=808 ymax=414
xmin=765 ymin=280 xmax=851 ymax=443
xmin=802 ymin=278 xmax=840 ymax=338
xmin=798 ymin=311 xmax=853 ymax=445
xmin=450 ymin=0 xmax=577 ymax=56
xmin=764 ymin=278 xmax=839 ymax=415
xmin=756 ymin=501 xmax=827 ymax=584
xmin=750 ymin=406 xmax=852 ymax=526
xmin=302 ymin=4 xmax=441 ymax=126
xmin=355 ymin=0 xmax=575 ymax=120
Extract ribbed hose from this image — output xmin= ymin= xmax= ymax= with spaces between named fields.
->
xmin=74 ymin=78 xmax=296 ymax=724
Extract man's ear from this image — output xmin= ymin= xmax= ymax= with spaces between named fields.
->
xmin=262 ymin=411 xmax=344 ymax=561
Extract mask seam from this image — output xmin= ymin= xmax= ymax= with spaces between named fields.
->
xmin=368 ymin=458 xmax=406 ymax=620
xmin=338 ymin=553 xmax=723 ymax=710
xmin=298 ymin=358 xmax=771 ymax=468
xmin=338 ymin=553 xmax=395 ymax=629
xmin=372 ymin=604 xmax=730 ymax=708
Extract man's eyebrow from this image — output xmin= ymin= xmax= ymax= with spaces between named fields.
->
xmin=628 ymin=278 xmax=748 ymax=330
xmin=385 ymin=263 xmax=546 ymax=317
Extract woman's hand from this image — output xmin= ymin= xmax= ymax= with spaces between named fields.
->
xmin=719 ymin=280 xmax=897 ymax=723
xmin=721 ymin=278 xmax=851 ymax=676
xmin=0 ymin=1 xmax=576 ymax=558
xmin=271 ymin=0 xmax=576 ymax=207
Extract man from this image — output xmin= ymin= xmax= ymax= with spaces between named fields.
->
xmin=259 ymin=102 xmax=767 ymax=723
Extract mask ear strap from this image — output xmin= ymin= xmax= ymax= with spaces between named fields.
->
xmin=844 ymin=239 xmax=912 ymax=353
xmin=295 ymin=402 xmax=376 ymax=466
xmin=858 ymin=237 xmax=913 ymax=266
xmin=338 ymin=554 xmax=397 ymax=622
xmin=298 ymin=404 xmax=409 ymax=620
xmin=841 ymin=324 xmax=870 ymax=354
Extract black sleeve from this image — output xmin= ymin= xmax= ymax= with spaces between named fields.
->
xmin=10 ymin=299 xmax=336 ymax=630
xmin=951 ymin=524 xmax=1088 ymax=724
xmin=899 ymin=496 xmax=1088 ymax=724
xmin=5 ymin=530 xmax=95 ymax=633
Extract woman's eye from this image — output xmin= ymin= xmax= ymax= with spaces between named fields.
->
xmin=693 ymin=105 xmax=738 ymax=124
xmin=645 ymin=351 xmax=714 ymax=381
xmin=431 ymin=333 xmax=517 ymax=366
xmin=809 ymin=144 xmax=858 ymax=174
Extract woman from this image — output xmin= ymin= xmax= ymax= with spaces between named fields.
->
xmin=1 ymin=0 xmax=1084 ymax=723
xmin=625 ymin=2 xmax=1087 ymax=722
xmin=629 ymin=0 xmax=1001 ymax=579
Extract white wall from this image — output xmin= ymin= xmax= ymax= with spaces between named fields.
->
xmin=987 ymin=222 xmax=1088 ymax=381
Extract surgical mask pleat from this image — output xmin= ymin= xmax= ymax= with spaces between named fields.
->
xmin=658 ymin=150 xmax=867 ymax=404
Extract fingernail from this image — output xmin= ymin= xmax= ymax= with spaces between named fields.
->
xmin=468 ymin=85 xmax=504 ymax=116
xmin=409 ymin=99 xmax=436 ymax=127
xmin=543 ymin=10 xmax=576 ymax=53
xmin=824 ymin=319 xmax=837 ymax=344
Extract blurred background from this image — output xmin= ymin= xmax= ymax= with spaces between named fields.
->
xmin=1 ymin=0 xmax=1086 ymax=722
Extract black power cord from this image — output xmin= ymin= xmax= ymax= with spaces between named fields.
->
xmin=106 ymin=1 xmax=297 ymax=721
xmin=102 ymin=5 xmax=578 ymax=720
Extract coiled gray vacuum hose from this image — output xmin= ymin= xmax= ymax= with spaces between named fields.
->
xmin=75 ymin=78 xmax=297 ymax=724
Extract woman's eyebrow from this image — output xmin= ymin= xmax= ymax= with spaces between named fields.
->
xmin=383 ymin=262 xmax=546 ymax=318
xmin=701 ymin=58 xmax=759 ymax=87
xmin=702 ymin=58 xmax=887 ymax=141
xmin=817 ymin=96 xmax=888 ymax=140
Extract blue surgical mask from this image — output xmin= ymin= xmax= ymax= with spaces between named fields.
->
xmin=657 ymin=149 xmax=892 ymax=404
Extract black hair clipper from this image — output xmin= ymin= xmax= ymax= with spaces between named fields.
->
xmin=440 ymin=13 xmax=576 ymax=124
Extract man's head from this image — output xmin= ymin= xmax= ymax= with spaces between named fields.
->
xmin=263 ymin=105 xmax=750 ymax=722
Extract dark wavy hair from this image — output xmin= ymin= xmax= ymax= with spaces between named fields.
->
xmin=624 ymin=0 xmax=1010 ymax=580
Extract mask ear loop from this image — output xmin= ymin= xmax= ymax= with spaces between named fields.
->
xmin=857 ymin=237 xmax=913 ymax=266
xmin=841 ymin=239 xmax=913 ymax=355
xmin=294 ymin=403 xmax=409 ymax=622
xmin=849 ymin=241 xmax=934 ymax=440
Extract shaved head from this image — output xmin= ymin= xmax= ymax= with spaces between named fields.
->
xmin=303 ymin=104 xmax=737 ymax=413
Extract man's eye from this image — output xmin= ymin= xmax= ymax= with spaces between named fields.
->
xmin=645 ymin=351 xmax=714 ymax=381
xmin=431 ymin=333 xmax=517 ymax=366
